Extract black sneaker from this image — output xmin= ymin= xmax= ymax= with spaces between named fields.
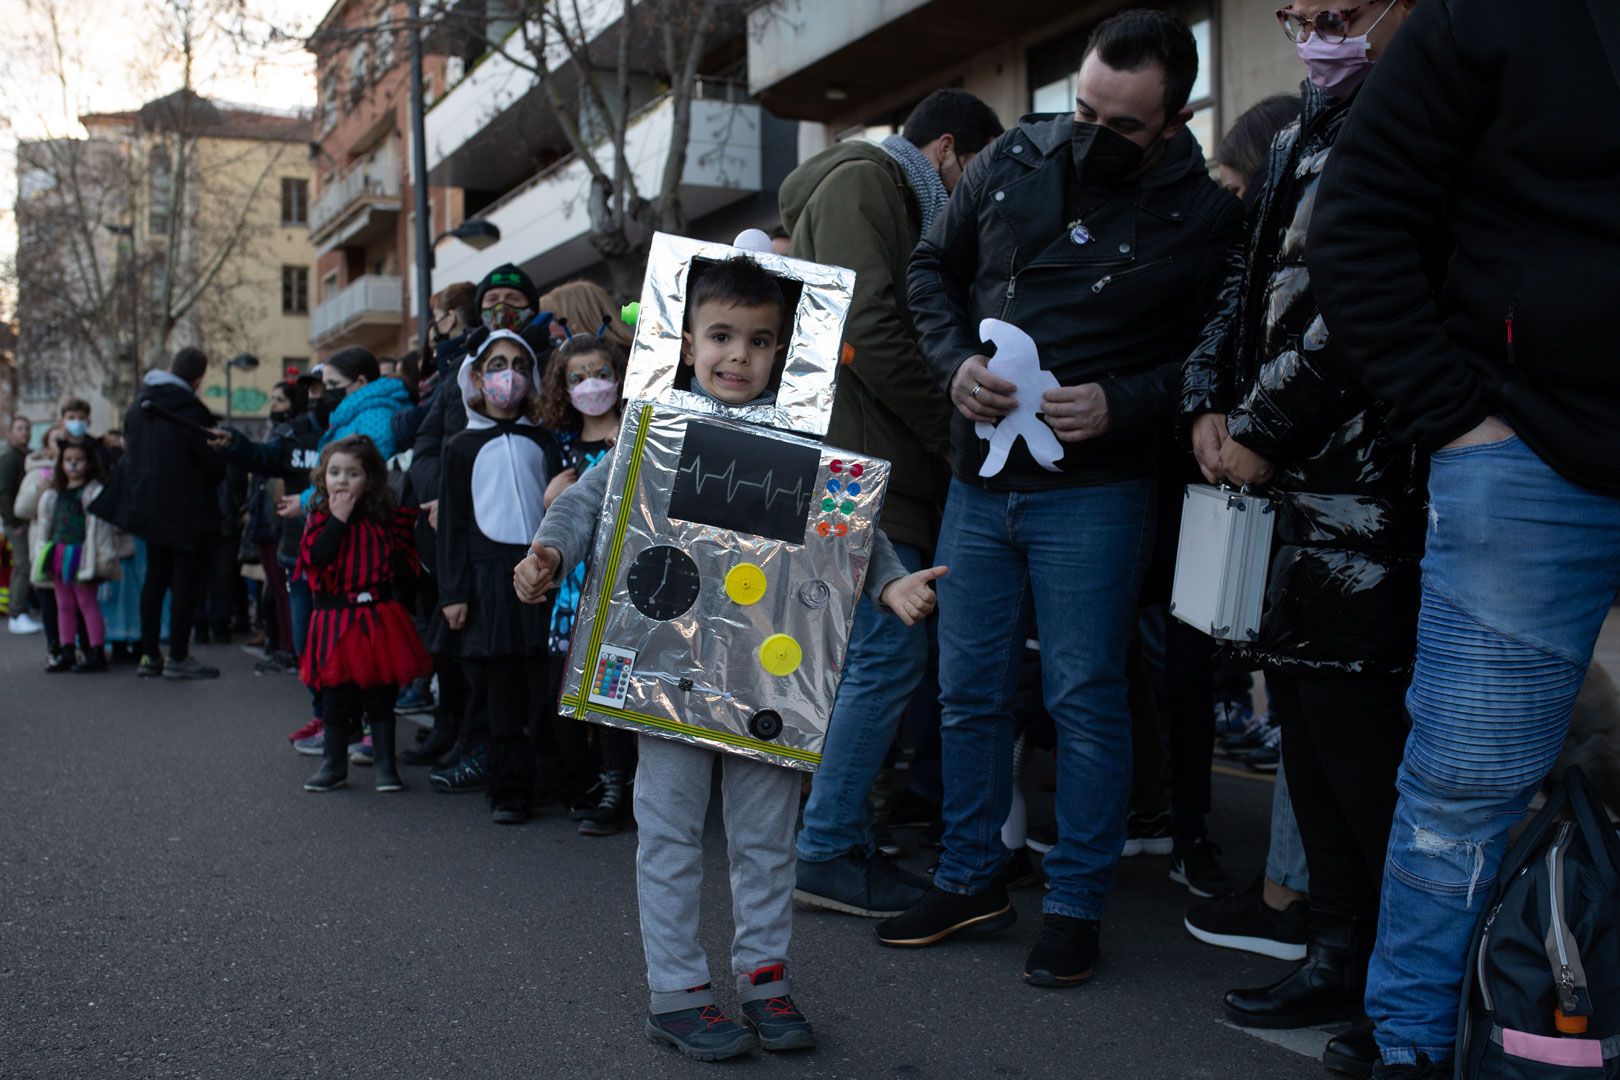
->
xmin=887 ymin=787 xmax=942 ymax=830
xmin=1373 ymin=1056 xmax=1449 ymax=1079
xmin=1122 ymin=810 xmax=1174 ymax=856
xmin=430 ymin=746 xmax=489 ymax=793
xmin=646 ymin=995 xmax=757 ymax=1062
xmin=1184 ymin=875 xmax=1308 ymax=960
xmin=738 ymin=965 xmax=815 ymax=1051
xmin=1170 ymin=839 xmax=1232 ymax=898
xmin=567 ymin=777 xmax=604 ymax=821
xmin=45 ymin=649 xmax=76 ymax=673
xmin=874 ymin=883 xmax=1015 ymax=948
xmin=254 ymin=651 xmax=297 ymax=675
xmin=1001 ymin=847 xmax=1044 ymax=890
xmin=162 ymin=655 xmax=220 ymax=680
xmin=794 ymin=848 xmax=928 ymax=918
xmin=1324 ymin=1019 xmax=1377 ymax=1078
xmin=1023 ymin=913 xmax=1100 ymax=988
xmin=137 ymin=654 xmax=164 ymax=678
xmin=490 ymin=802 xmax=529 ymax=825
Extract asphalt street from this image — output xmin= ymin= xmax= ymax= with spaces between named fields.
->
xmin=2 ymin=630 xmax=1336 ymax=1080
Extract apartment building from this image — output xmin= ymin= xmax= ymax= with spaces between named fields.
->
xmin=307 ymin=0 xmax=458 ymax=362
xmin=748 ymin=0 xmax=1300 ymax=166
xmin=424 ymin=0 xmax=793 ymax=304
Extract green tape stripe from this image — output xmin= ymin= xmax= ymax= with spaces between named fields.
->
xmin=574 ymin=404 xmax=655 ymax=721
xmin=560 ymin=693 xmax=822 ymax=766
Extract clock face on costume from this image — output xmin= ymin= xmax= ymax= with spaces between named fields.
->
xmin=626 ymin=545 xmax=702 ymax=621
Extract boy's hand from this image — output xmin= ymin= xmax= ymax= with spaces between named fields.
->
xmin=544 ymin=468 xmax=578 ymax=508
xmin=328 ymin=488 xmax=357 ymax=522
xmin=881 ymin=565 xmax=949 ymax=626
xmin=442 ymin=603 xmax=468 ymax=630
xmin=276 ymin=494 xmax=305 ymax=519
xmin=514 ymin=543 xmax=562 ymax=604
xmin=422 ymin=499 xmax=438 ymax=531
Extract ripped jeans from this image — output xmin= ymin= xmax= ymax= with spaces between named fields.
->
xmin=1367 ymin=434 xmax=1620 ymax=1065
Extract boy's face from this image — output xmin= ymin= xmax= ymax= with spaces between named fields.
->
xmin=682 ymin=299 xmax=785 ymax=405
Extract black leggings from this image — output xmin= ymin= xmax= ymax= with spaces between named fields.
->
xmin=325 ymin=682 xmax=397 ymax=742
xmin=464 ymin=656 xmax=550 ymax=800
xmin=141 ymin=543 xmax=205 ymax=661
xmin=1265 ymin=669 xmax=1410 ymax=919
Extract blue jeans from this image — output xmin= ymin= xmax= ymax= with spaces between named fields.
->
xmin=1368 ymin=435 xmax=1620 ymax=1065
xmin=285 ymin=558 xmax=322 ymax=720
xmin=798 ymin=542 xmax=928 ymax=862
xmin=933 ymin=477 xmax=1154 ymax=920
xmin=1265 ymin=761 xmax=1311 ymax=894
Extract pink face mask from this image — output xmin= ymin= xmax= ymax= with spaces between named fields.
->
xmin=569 ymin=378 xmax=620 ymax=417
xmin=1295 ymin=0 xmax=1397 ymax=98
xmin=481 ymin=370 xmax=530 ymax=411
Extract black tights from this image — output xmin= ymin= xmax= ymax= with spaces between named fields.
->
xmin=325 ymin=683 xmax=397 ymax=742
xmin=463 ymin=656 xmax=550 ymax=804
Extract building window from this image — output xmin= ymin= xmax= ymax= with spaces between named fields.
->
xmin=149 ymin=153 xmax=173 ymax=235
xmin=373 ymin=1 xmax=397 ymax=72
xmin=282 ymin=266 xmax=310 ymax=315
xmin=281 ymin=178 xmax=309 ymax=226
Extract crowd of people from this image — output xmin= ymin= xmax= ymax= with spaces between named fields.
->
xmin=3 ymin=2 xmax=1616 ymax=1076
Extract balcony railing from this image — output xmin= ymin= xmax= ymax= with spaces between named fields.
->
xmin=310 ymin=274 xmax=404 ymax=347
xmin=309 ymin=162 xmax=401 ymax=239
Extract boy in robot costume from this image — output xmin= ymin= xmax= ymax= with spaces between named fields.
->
xmin=515 ymin=252 xmax=945 ymax=1061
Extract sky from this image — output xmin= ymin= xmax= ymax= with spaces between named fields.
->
xmin=0 ymin=0 xmax=331 ymax=311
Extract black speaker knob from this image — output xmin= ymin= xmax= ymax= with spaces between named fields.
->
xmin=748 ymin=710 xmax=783 ymax=741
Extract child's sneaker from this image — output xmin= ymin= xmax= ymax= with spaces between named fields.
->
xmin=738 ymin=965 xmax=815 ymax=1051
xmin=349 ymin=734 xmax=374 ymax=767
xmin=293 ymin=732 xmax=326 ymax=756
xmin=288 ymin=717 xmax=323 ymax=744
xmin=645 ymin=986 xmax=758 ymax=1062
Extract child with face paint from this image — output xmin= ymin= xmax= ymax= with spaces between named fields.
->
xmin=535 ymin=336 xmax=634 ymax=834
xmin=30 ymin=439 xmax=122 ymax=673
xmin=436 ymin=330 xmax=566 ymax=825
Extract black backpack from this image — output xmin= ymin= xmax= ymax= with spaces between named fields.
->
xmin=1457 ymin=765 xmax=1620 ymax=1077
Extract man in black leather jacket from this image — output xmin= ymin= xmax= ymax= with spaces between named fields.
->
xmin=876 ymin=9 xmax=1241 ymax=989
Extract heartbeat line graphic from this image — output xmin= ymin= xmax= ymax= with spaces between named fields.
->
xmin=676 ymin=454 xmax=812 ymax=515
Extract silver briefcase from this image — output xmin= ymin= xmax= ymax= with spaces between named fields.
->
xmin=1169 ymin=484 xmax=1275 ymax=642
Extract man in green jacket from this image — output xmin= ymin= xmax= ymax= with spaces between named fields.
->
xmin=780 ymin=88 xmax=1003 ymax=917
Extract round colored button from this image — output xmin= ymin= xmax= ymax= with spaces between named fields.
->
xmin=759 ymin=634 xmax=802 ymax=677
xmin=829 ymin=459 xmax=844 ymax=474
xmin=724 ymin=563 xmax=767 ymax=606
xmin=826 ymin=479 xmax=842 ymax=493
xmin=840 ymin=500 xmax=856 ymax=514
xmin=821 ymin=497 xmax=836 ymax=512
xmin=846 ymin=482 xmax=861 ymax=496
xmin=849 ymin=462 xmax=864 ymax=479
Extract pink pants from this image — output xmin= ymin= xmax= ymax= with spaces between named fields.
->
xmin=55 ymin=581 xmax=105 ymax=648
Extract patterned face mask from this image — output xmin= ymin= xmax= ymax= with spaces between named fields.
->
xmin=482 ymin=303 xmax=534 ymax=332
xmin=481 ymin=369 xmax=530 ymax=411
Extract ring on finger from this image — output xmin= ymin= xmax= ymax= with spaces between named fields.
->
xmin=971 ymin=383 xmax=983 ymax=399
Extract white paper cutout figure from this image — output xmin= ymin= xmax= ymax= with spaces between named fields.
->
xmin=974 ymin=317 xmax=1064 ymax=478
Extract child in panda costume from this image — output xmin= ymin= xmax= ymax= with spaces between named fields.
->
xmin=436 ymin=329 xmax=563 ymax=824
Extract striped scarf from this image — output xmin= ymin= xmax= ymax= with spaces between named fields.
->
xmin=880 ymin=134 xmax=949 ymax=239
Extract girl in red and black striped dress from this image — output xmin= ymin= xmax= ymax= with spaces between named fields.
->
xmin=298 ymin=435 xmax=431 ymax=794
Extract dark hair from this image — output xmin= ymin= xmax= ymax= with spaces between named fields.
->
xmin=768 ymin=225 xmax=790 ymax=241
xmin=1216 ymin=94 xmax=1301 ymax=206
xmin=1084 ymin=9 xmax=1201 ymax=119
xmin=271 ymin=379 xmax=306 ymax=415
xmin=171 ymin=347 xmax=209 ymax=384
xmin=539 ymin=337 xmax=628 ymax=431
xmin=53 ymin=437 xmax=104 ymax=490
xmin=324 ymin=346 xmax=381 ymax=385
xmin=60 ymin=398 xmax=91 ymax=417
xmin=687 ymin=256 xmax=785 ymax=326
xmin=431 ymin=281 xmax=479 ymax=330
xmin=311 ymin=435 xmax=394 ymax=522
xmin=902 ymin=88 xmax=1005 ymax=156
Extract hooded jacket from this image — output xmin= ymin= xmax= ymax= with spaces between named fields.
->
xmin=1182 ymin=82 xmax=1425 ymax=676
xmin=908 ymin=115 xmax=1242 ymax=491
xmin=30 ymin=480 xmax=123 ymax=584
xmin=92 ymin=369 xmax=225 ymax=551
xmin=778 ymin=139 xmax=951 ymax=552
xmin=318 ymin=376 xmax=411 ymax=460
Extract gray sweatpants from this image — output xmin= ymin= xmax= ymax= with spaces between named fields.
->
xmin=634 ymin=733 xmax=803 ymax=1011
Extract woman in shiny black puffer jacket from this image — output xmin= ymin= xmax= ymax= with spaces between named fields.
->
xmin=1180 ymin=83 xmax=1426 ymax=679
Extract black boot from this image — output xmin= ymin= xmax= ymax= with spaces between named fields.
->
xmin=304 ymin=716 xmax=349 ymax=792
xmin=487 ymin=736 xmax=535 ymax=824
xmin=72 ymin=645 xmax=108 ymax=673
xmin=402 ymin=715 xmax=459 ymax=766
xmin=46 ymin=647 xmax=77 ymax=673
xmin=373 ymin=716 xmax=404 ymax=793
xmin=1324 ymin=1019 xmax=1377 ymax=1078
xmin=1224 ymin=911 xmax=1369 ymax=1029
xmin=579 ymin=730 xmax=634 ymax=836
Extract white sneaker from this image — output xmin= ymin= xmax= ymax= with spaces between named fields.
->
xmin=8 ymin=614 xmax=43 ymax=635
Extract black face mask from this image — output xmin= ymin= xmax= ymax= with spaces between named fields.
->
xmin=322 ymin=386 xmax=347 ymax=411
xmin=269 ymin=409 xmax=292 ymax=425
xmin=1071 ymin=122 xmax=1148 ymax=189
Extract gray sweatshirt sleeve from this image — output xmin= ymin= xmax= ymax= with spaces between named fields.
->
xmin=534 ymin=450 xmax=911 ymax=612
xmin=532 ymin=459 xmax=612 ymax=575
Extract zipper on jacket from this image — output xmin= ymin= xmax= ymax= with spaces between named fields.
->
xmin=1477 ymin=900 xmax=1502 ymax=1012
xmin=1545 ymin=822 xmax=1587 ymax=1020
xmin=1091 ymin=256 xmax=1174 ymax=294
xmin=1505 ymin=289 xmax=1520 ymax=366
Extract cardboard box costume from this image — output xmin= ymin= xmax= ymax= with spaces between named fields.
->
xmin=558 ymin=233 xmax=890 ymax=772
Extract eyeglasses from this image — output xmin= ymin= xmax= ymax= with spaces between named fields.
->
xmin=1275 ymin=2 xmax=1385 ymax=42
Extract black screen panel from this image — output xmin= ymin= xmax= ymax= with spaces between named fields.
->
xmin=668 ymin=421 xmax=818 ymax=544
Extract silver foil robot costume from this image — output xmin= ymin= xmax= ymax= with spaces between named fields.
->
xmin=539 ymin=232 xmax=899 ymax=772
